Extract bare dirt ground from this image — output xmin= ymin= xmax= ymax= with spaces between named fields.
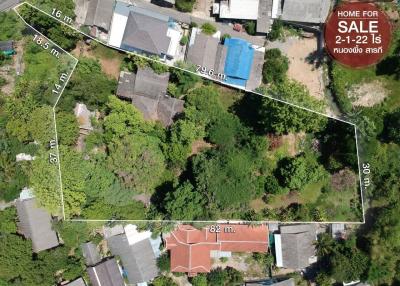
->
xmin=0 ymin=41 xmax=24 ymax=95
xmin=192 ymin=0 xmax=214 ymax=20
xmin=350 ymin=80 xmax=388 ymax=107
xmin=191 ymin=139 xmax=213 ymax=155
xmin=72 ymin=42 xmax=122 ymax=79
xmin=286 ymin=38 xmax=324 ymax=100
xmin=212 ymin=253 xmax=266 ymax=279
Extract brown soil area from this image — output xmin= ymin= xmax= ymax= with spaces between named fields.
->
xmin=72 ymin=42 xmax=122 ymax=79
xmin=286 ymin=38 xmax=324 ymax=100
xmin=350 ymin=80 xmax=388 ymax=107
xmin=191 ymin=139 xmax=213 ymax=155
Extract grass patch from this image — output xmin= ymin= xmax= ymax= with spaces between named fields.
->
xmin=299 ymin=180 xmax=325 ymax=204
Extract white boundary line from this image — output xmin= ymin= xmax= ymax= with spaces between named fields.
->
xmin=13 ymin=6 xmax=79 ymax=220
xmin=13 ymin=1 xmax=366 ymax=224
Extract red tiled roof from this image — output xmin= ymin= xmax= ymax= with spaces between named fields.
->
xmin=165 ymin=224 xmax=268 ymax=274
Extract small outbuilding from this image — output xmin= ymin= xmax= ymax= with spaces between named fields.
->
xmin=16 ymin=196 xmax=59 ymax=253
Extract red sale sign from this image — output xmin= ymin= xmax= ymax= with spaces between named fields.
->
xmin=324 ymin=2 xmax=392 ymax=68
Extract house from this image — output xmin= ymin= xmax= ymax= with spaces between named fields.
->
xmin=186 ymin=27 xmax=226 ymax=76
xmin=15 ymin=192 xmax=59 ymax=253
xmin=186 ymin=32 xmax=263 ymax=90
xmin=81 ymin=242 xmax=102 ymax=266
xmin=84 ymin=0 xmax=115 ymax=37
xmin=274 ymin=224 xmax=317 ymax=270
xmin=0 ymin=40 xmax=15 ymax=55
xmin=108 ymin=2 xmax=182 ymax=59
xmin=279 ymin=0 xmax=331 ymax=26
xmin=87 ymin=258 xmax=125 ymax=286
xmin=116 ymin=68 xmax=184 ymax=126
xmin=223 ymin=37 xmax=264 ymax=90
xmin=214 ymin=0 xmax=275 ymax=34
xmin=107 ymin=225 xmax=160 ymax=285
xmin=165 ymin=224 xmax=268 ymax=275
xmin=245 ymin=277 xmax=295 ymax=286
xmin=64 ymin=277 xmax=87 ymax=286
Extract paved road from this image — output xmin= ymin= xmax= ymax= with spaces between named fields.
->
xmin=132 ymin=0 xmax=266 ymax=46
xmin=0 ymin=0 xmax=20 ymax=11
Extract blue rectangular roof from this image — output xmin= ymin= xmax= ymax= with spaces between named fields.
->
xmin=223 ymin=38 xmax=254 ymax=82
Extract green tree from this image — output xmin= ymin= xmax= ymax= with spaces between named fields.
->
xmin=56 ymin=111 xmax=79 ymax=146
xmin=277 ymin=154 xmax=327 ymax=190
xmin=157 ymin=253 xmax=170 ymax=273
xmin=191 ymin=274 xmax=208 ymax=286
xmin=262 ymin=49 xmax=289 ymax=84
xmin=28 ymin=106 xmax=54 ymax=144
xmin=164 ymin=181 xmax=206 ymax=220
xmin=383 ymin=109 xmax=400 ymax=144
xmin=175 ymin=0 xmax=195 ymax=12
xmin=201 ymin=23 xmax=217 ymax=35
xmin=60 ymin=58 xmax=116 ymax=111
xmin=151 ymin=276 xmax=178 ymax=286
xmin=0 ymin=208 xmax=17 ymax=234
xmin=107 ymin=135 xmax=165 ymax=193
xmin=103 ymin=96 xmax=150 ymax=140
xmin=244 ymin=21 xmax=256 ymax=35
xmin=257 ymin=80 xmax=327 ymax=134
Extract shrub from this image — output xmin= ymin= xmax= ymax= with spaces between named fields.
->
xmin=201 ymin=23 xmax=217 ymax=35
xmin=180 ymin=35 xmax=188 ymax=46
xmin=175 ymin=0 xmax=195 ymax=12
xmin=262 ymin=48 xmax=289 ymax=84
xmin=244 ymin=21 xmax=256 ymax=35
xmin=268 ymin=18 xmax=284 ymax=41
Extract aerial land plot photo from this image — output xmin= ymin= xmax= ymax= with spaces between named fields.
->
xmin=0 ymin=0 xmax=400 ymax=285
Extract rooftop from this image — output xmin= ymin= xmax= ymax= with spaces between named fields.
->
xmin=219 ymin=0 xmax=259 ymax=20
xmin=16 ymin=197 xmax=59 ymax=253
xmin=84 ymin=0 xmax=115 ymax=31
xmin=0 ymin=40 xmax=13 ymax=51
xmin=64 ymin=277 xmax=87 ymax=286
xmin=107 ymin=232 xmax=158 ymax=284
xmin=165 ymin=224 xmax=268 ymax=274
xmin=87 ymin=258 xmax=125 ymax=286
xmin=186 ymin=28 xmax=220 ymax=71
xmin=121 ymin=7 xmax=171 ymax=56
xmin=224 ymin=38 xmax=255 ymax=86
xmin=275 ymin=224 xmax=317 ymax=270
xmin=116 ymin=68 xmax=184 ymax=126
xmin=281 ymin=0 xmax=331 ymax=24
xmin=81 ymin=242 xmax=101 ymax=266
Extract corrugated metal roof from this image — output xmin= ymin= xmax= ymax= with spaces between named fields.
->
xmin=81 ymin=242 xmax=101 ymax=266
xmin=87 ymin=258 xmax=124 ymax=286
xmin=224 ymin=38 xmax=254 ymax=83
xmin=281 ymin=0 xmax=330 ymax=24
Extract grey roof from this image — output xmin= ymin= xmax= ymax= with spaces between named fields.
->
xmin=280 ymin=224 xmax=316 ymax=270
xmin=85 ymin=0 xmax=115 ymax=31
xmin=16 ymin=198 xmax=59 ymax=253
xmin=214 ymin=44 xmax=227 ymax=75
xmin=121 ymin=7 xmax=170 ymax=56
xmin=281 ymin=0 xmax=330 ymax=24
xmin=116 ymin=71 xmax=136 ymax=100
xmin=81 ymin=242 xmax=101 ymax=266
xmin=107 ymin=234 xmax=158 ymax=284
xmin=65 ymin=277 xmax=87 ymax=286
xmin=116 ymin=68 xmax=183 ymax=126
xmin=246 ymin=50 xmax=264 ymax=91
xmin=246 ymin=278 xmax=295 ymax=286
xmin=117 ymin=68 xmax=170 ymax=100
xmin=187 ymin=32 xmax=220 ymax=70
xmin=257 ymin=0 xmax=272 ymax=33
xmin=0 ymin=40 xmax=13 ymax=51
xmin=87 ymin=258 xmax=124 ymax=286
xmin=135 ymin=67 xmax=170 ymax=99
